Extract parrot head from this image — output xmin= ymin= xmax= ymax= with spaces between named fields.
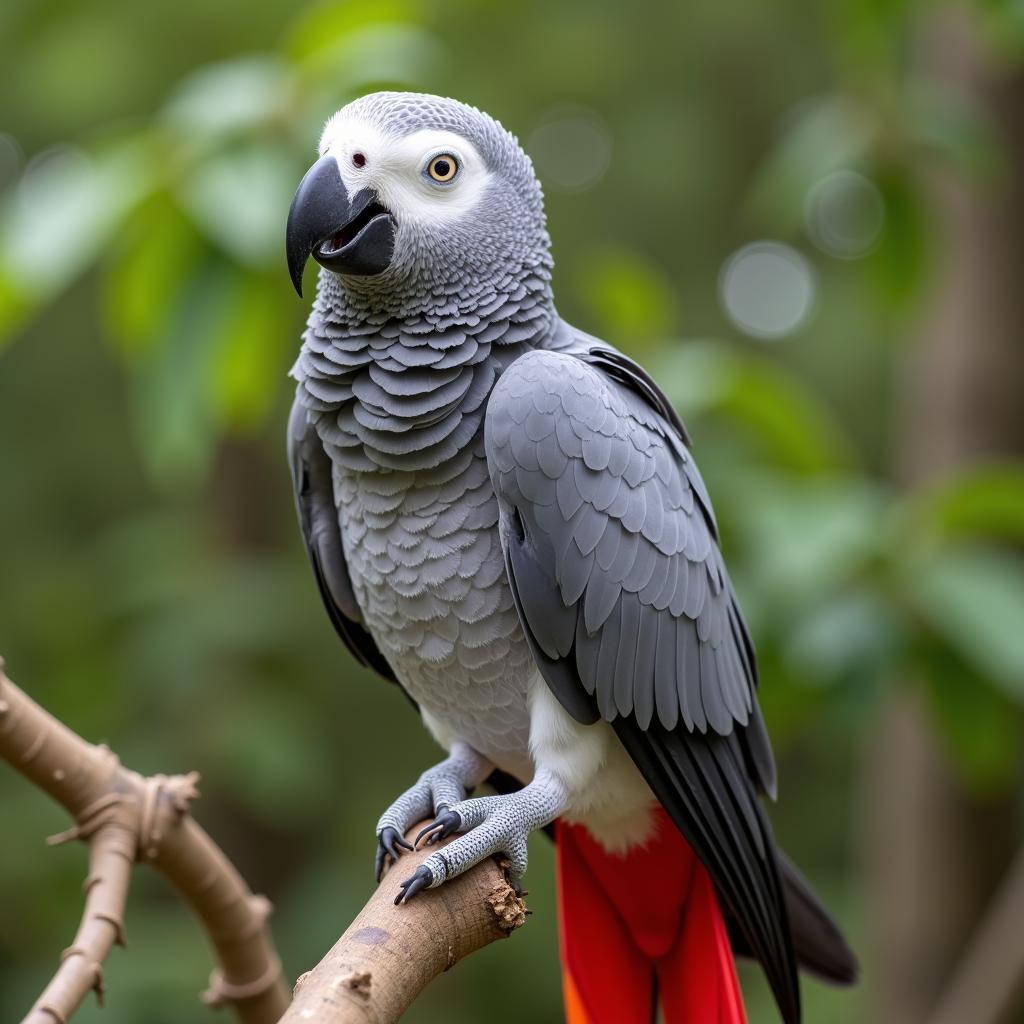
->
xmin=286 ymin=92 xmax=550 ymax=307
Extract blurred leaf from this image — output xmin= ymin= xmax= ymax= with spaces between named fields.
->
xmin=294 ymin=22 xmax=443 ymax=92
xmin=729 ymin=472 xmax=891 ymax=610
xmin=925 ymin=659 xmax=1021 ymax=792
xmin=908 ymin=462 xmax=1024 ymax=544
xmin=653 ymin=340 xmax=734 ymax=415
xmin=862 ymin=171 xmax=930 ymax=310
xmin=0 ymin=271 xmax=30 ymax=342
xmin=178 ymin=142 xmax=297 ymax=268
xmin=286 ymin=0 xmax=422 ymax=58
xmin=657 ymin=341 xmax=857 ymax=472
xmin=718 ymin=357 xmax=857 ymax=473
xmin=131 ymin=261 xmax=230 ymax=486
xmin=160 ymin=56 xmax=289 ymax=143
xmin=785 ymin=586 xmax=901 ymax=685
xmin=904 ymin=546 xmax=1024 ymax=702
xmin=0 ymin=139 xmax=156 ymax=313
xmin=575 ymin=245 xmax=676 ymax=344
xmin=828 ymin=0 xmax=915 ymax=68
xmin=101 ymin=194 xmax=204 ymax=354
xmin=207 ymin=272 xmax=291 ymax=429
xmin=127 ymin=257 xmax=292 ymax=484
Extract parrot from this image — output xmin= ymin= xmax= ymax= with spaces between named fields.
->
xmin=284 ymin=91 xmax=857 ymax=1024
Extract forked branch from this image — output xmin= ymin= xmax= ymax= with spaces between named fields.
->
xmin=0 ymin=660 xmax=291 ymax=1024
xmin=1 ymin=658 xmax=529 ymax=1024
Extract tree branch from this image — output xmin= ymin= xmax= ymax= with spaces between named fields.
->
xmin=2 ymin=657 xmax=529 ymax=1024
xmin=27 ymin=820 xmax=134 ymax=1022
xmin=0 ymin=659 xmax=291 ymax=1024
xmin=278 ymin=827 xmax=529 ymax=1024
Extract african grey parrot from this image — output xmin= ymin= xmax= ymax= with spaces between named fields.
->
xmin=284 ymin=91 xmax=856 ymax=1024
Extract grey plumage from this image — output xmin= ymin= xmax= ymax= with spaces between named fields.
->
xmin=486 ymin=350 xmax=757 ymax=740
xmin=286 ymin=90 xmax=856 ymax=1024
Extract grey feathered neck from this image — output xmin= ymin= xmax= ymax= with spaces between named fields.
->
xmin=291 ymin=92 xmax=561 ymax=474
xmin=292 ymin=258 xmax=559 ymax=474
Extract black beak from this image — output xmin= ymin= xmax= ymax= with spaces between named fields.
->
xmin=285 ymin=155 xmax=396 ymax=297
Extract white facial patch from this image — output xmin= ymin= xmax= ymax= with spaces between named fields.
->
xmin=318 ymin=113 xmax=493 ymax=228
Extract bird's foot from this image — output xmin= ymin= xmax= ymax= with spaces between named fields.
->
xmin=395 ymin=772 xmax=566 ymax=903
xmin=374 ymin=745 xmax=491 ymax=881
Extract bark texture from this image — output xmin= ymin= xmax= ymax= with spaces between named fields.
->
xmin=279 ymin=829 xmax=528 ymax=1024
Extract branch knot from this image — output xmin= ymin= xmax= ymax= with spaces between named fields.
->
xmin=138 ymin=772 xmax=200 ymax=861
xmin=46 ymin=794 xmax=124 ymax=847
xmin=58 ymin=948 xmax=105 ymax=1006
xmin=203 ymin=953 xmax=284 ymax=1008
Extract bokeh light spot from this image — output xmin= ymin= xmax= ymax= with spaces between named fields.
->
xmin=804 ymin=169 xmax=884 ymax=259
xmin=527 ymin=105 xmax=612 ymax=193
xmin=719 ymin=241 xmax=815 ymax=340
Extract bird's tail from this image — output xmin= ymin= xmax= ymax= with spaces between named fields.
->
xmin=556 ymin=809 xmax=747 ymax=1024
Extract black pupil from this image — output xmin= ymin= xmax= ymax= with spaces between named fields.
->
xmin=434 ymin=159 xmax=451 ymax=177
xmin=353 ymin=152 xmax=366 ymax=167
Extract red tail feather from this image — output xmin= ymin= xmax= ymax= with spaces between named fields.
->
xmin=557 ymin=809 xmax=746 ymax=1024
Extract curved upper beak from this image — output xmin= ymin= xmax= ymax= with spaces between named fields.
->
xmin=285 ymin=155 xmax=396 ymax=297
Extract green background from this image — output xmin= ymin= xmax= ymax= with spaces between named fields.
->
xmin=2 ymin=1 xmax=1023 ymax=1022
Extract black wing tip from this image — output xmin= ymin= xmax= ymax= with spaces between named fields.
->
xmin=793 ymin=912 xmax=859 ymax=988
xmin=778 ymin=852 xmax=860 ymax=987
xmin=816 ymin=954 xmax=860 ymax=987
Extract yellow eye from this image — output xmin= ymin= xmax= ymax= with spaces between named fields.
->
xmin=427 ymin=154 xmax=459 ymax=182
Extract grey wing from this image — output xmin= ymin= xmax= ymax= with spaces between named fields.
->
xmin=484 ymin=347 xmax=800 ymax=1024
xmin=287 ymin=398 xmax=398 ymax=683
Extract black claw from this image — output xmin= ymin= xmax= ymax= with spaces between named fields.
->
xmin=414 ymin=822 xmax=441 ymax=848
xmin=414 ymin=808 xmax=462 ymax=849
xmin=375 ymin=827 xmax=413 ymax=881
xmin=493 ymin=853 xmax=525 ymax=896
xmin=395 ymin=865 xmax=433 ymax=904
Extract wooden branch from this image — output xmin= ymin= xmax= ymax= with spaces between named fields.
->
xmin=28 ymin=820 xmax=134 ymax=1022
xmin=927 ymin=843 xmax=1024 ymax=1024
xmin=2 ymin=657 xmax=528 ymax=1024
xmin=0 ymin=660 xmax=291 ymax=1024
xmin=279 ymin=826 xmax=529 ymax=1024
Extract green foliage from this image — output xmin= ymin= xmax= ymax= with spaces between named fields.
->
xmin=574 ymin=245 xmax=677 ymax=345
xmin=655 ymin=342 xmax=859 ymax=473
xmin=907 ymin=462 xmax=1024 ymax=542
xmin=903 ymin=546 xmax=1024 ymax=700
xmin=925 ymin=654 xmax=1021 ymax=791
